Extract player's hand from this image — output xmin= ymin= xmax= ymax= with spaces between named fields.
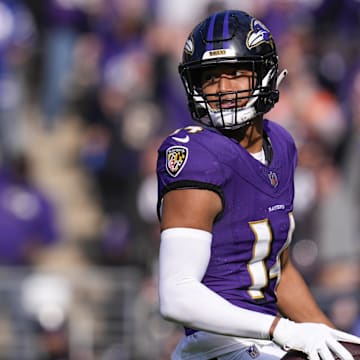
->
xmin=272 ymin=319 xmax=360 ymax=360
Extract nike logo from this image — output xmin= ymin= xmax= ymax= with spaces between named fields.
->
xmin=171 ymin=135 xmax=190 ymax=143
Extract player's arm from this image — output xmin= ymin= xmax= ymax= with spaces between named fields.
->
xmin=269 ymin=248 xmax=360 ymax=360
xmin=160 ymin=188 xmax=220 ymax=232
xmin=159 ymin=188 xmax=279 ymax=339
xmin=276 ymin=248 xmax=333 ymax=326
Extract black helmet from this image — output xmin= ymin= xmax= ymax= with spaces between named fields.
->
xmin=178 ymin=10 xmax=287 ymax=129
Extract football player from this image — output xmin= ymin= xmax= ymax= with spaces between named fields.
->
xmin=156 ymin=9 xmax=360 ymax=360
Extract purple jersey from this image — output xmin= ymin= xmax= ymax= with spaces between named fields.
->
xmin=157 ymin=120 xmax=298 ymax=334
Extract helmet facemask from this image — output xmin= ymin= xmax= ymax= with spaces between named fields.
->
xmin=179 ymin=55 xmax=281 ymax=130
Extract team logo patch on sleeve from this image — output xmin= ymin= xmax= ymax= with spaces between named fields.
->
xmin=166 ymin=146 xmax=188 ymax=177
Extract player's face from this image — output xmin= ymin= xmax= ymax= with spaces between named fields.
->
xmin=201 ymin=66 xmax=257 ymax=110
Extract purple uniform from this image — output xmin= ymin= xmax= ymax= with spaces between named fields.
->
xmin=157 ymin=119 xmax=297 ymax=334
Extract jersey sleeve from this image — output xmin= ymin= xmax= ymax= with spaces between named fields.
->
xmin=156 ymin=127 xmax=227 ymax=219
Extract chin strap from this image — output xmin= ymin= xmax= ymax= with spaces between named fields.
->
xmin=243 ymin=67 xmax=278 ymax=110
xmin=276 ymin=69 xmax=288 ymax=89
xmin=241 ymin=68 xmax=288 ymax=119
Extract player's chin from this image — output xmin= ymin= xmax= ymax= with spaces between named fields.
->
xmin=280 ymin=342 xmax=360 ymax=360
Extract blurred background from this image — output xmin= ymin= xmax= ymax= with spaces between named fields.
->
xmin=0 ymin=0 xmax=359 ymax=358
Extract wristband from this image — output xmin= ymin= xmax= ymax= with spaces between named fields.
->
xmin=269 ymin=316 xmax=281 ymax=340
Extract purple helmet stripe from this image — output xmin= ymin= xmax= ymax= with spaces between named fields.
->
xmin=206 ymin=13 xmax=217 ymax=51
xmin=223 ymin=11 xmax=230 ymax=48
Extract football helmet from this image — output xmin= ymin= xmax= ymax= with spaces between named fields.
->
xmin=178 ymin=10 xmax=287 ymax=129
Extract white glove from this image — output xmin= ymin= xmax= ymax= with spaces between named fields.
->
xmin=273 ymin=318 xmax=360 ymax=360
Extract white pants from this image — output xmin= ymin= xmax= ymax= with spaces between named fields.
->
xmin=171 ymin=331 xmax=287 ymax=360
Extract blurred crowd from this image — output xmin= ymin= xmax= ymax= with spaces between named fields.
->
xmin=0 ymin=0 xmax=359 ymax=358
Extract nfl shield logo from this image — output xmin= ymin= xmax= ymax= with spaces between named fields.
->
xmin=268 ymin=170 xmax=278 ymax=187
xmin=246 ymin=345 xmax=260 ymax=359
xmin=166 ymin=146 xmax=188 ymax=177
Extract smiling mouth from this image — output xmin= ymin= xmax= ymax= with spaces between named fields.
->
xmin=207 ymin=97 xmax=242 ymax=110
xmin=208 ymin=100 xmax=236 ymax=111
xmin=221 ymin=100 xmax=237 ymax=109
